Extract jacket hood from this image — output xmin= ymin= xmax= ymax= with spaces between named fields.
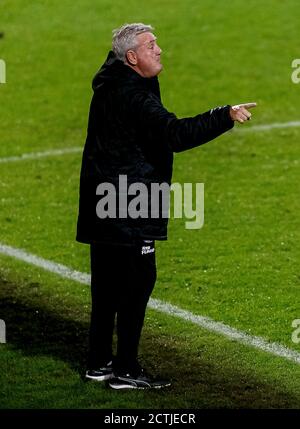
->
xmin=92 ymin=50 xmax=160 ymax=97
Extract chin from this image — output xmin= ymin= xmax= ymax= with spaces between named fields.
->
xmin=156 ymin=64 xmax=163 ymax=75
xmin=145 ymin=63 xmax=163 ymax=78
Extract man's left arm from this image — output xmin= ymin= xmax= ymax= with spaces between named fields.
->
xmin=128 ymin=91 xmax=257 ymax=153
xmin=160 ymin=102 xmax=257 ymax=153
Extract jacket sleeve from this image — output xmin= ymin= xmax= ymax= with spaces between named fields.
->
xmin=128 ymin=91 xmax=234 ymax=153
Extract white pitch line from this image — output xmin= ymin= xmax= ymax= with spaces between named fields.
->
xmin=1 ymin=243 xmax=300 ymax=366
xmin=150 ymin=299 xmax=300 ymax=364
xmin=236 ymin=120 xmax=300 ymax=133
xmin=0 ymin=147 xmax=82 ymax=163
xmin=1 ymin=120 xmax=300 ymax=164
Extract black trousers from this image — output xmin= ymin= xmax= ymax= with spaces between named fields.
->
xmin=88 ymin=240 xmax=157 ymax=372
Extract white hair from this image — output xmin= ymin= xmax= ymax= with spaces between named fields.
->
xmin=112 ymin=23 xmax=154 ymax=62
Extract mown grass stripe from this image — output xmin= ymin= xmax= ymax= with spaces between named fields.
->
xmin=1 ymin=242 xmax=300 ymax=365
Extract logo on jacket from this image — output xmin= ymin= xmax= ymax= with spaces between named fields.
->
xmin=141 ymin=241 xmax=155 ymax=255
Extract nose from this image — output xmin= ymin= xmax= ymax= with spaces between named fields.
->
xmin=156 ymin=44 xmax=162 ymax=55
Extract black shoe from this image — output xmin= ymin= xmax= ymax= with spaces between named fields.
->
xmin=108 ymin=367 xmax=171 ymax=390
xmin=85 ymin=361 xmax=113 ymax=381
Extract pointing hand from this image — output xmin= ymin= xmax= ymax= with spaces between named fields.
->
xmin=230 ymin=102 xmax=257 ymax=123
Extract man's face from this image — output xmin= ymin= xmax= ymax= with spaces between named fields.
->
xmin=127 ymin=32 xmax=162 ymax=78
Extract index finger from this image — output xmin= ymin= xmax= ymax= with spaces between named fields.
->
xmin=239 ymin=102 xmax=257 ymax=109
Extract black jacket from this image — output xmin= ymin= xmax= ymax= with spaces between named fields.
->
xmin=76 ymin=51 xmax=234 ymax=245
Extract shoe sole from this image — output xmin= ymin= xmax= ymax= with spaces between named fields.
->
xmin=109 ymin=382 xmax=171 ymax=390
xmin=85 ymin=373 xmax=114 ymax=381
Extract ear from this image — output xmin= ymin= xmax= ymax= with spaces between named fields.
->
xmin=126 ymin=50 xmax=138 ymax=66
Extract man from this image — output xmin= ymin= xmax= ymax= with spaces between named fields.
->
xmin=76 ymin=23 xmax=256 ymax=390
